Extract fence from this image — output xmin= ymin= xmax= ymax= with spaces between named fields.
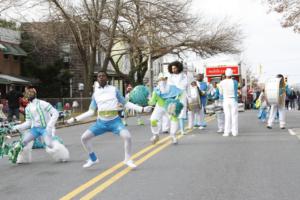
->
xmin=42 ymin=97 xmax=92 ymax=114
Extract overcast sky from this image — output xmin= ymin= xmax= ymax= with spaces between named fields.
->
xmin=191 ymin=0 xmax=300 ymax=84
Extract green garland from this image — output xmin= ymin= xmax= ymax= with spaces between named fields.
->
xmin=0 ymin=122 xmax=23 ymax=164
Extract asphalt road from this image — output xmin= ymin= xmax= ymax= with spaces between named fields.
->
xmin=1 ymin=110 xmax=300 ymax=200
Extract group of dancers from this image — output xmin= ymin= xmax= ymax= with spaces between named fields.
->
xmin=9 ymin=61 xmax=269 ymax=168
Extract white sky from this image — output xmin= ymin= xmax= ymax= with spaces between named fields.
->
xmin=191 ymin=0 xmax=300 ymax=84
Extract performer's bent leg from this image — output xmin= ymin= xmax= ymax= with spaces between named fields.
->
xmin=81 ymin=130 xmax=96 ymax=154
xmin=119 ymin=129 xmax=132 ymax=161
xmin=22 ymin=131 xmax=35 ymax=147
xmin=170 ymin=117 xmax=179 ymax=144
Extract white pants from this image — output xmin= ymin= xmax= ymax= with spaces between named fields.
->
xmin=150 ymin=105 xmax=178 ymax=137
xmin=161 ymin=113 xmax=170 ymax=132
xmin=216 ymin=111 xmax=224 ymax=131
xmin=223 ymin=98 xmax=238 ymax=135
xmin=187 ymin=109 xmax=201 ymax=129
xmin=199 ymin=106 xmax=205 ymax=126
xmin=268 ymin=104 xmax=286 ymax=127
xmin=178 ymin=91 xmax=187 ymax=119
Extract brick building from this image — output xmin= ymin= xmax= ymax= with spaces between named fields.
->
xmin=0 ymin=27 xmax=29 ymax=96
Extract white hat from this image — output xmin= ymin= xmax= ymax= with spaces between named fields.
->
xmin=225 ymin=68 xmax=233 ymax=77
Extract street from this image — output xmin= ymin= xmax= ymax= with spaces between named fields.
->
xmin=1 ymin=110 xmax=300 ymax=200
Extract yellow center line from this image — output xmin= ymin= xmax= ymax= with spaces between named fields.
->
xmin=60 ymin=136 xmax=171 ymax=200
xmin=61 ymin=116 xmax=215 ymax=200
xmin=80 ymin=138 xmax=180 ymax=200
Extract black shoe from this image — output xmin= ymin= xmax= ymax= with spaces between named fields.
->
xmin=267 ymin=126 xmax=272 ymax=129
xmin=281 ymin=127 xmax=286 ymax=129
xmin=162 ymin=131 xmax=169 ymax=134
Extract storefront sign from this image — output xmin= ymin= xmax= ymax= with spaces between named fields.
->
xmin=206 ymin=66 xmax=239 ymax=76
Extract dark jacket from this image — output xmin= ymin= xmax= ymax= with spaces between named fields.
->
xmin=6 ymin=90 xmax=23 ymax=108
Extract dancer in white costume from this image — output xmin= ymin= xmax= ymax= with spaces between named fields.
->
xmin=267 ymin=74 xmax=287 ymax=129
xmin=67 ymin=71 xmax=152 ymax=168
xmin=219 ymin=69 xmax=239 ymax=137
xmin=167 ymin=61 xmax=188 ymax=135
xmin=13 ymin=87 xmax=69 ymax=163
xmin=149 ymin=73 xmax=183 ymax=144
xmin=187 ymin=81 xmax=201 ymax=130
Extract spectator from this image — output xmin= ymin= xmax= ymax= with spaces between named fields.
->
xmin=6 ymin=84 xmax=23 ymax=121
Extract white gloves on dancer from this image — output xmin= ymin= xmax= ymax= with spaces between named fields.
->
xmin=143 ymin=106 xmax=153 ymax=113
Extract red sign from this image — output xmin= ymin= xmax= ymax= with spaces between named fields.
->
xmin=205 ymin=66 xmax=239 ymax=76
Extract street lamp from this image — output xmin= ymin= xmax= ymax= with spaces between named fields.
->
xmin=78 ymin=83 xmax=84 ymax=112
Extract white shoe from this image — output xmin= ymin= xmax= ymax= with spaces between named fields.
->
xmin=83 ymin=159 xmax=99 ymax=168
xmin=181 ymin=131 xmax=186 ymax=135
xmin=222 ymin=133 xmax=229 ymax=137
xmin=199 ymin=126 xmax=204 ymax=130
xmin=172 ymin=136 xmax=178 ymax=145
xmin=124 ymin=160 xmax=137 ymax=168
xmin=232 ymin=133 xmax=238 ymax=137
xmin=217 ymin=129 xmax=224 ymax=133
xmin=150 ymin=135 xmax=159 ymax=144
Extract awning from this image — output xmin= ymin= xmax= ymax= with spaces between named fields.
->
xmin=0 ymin=42 xmax=27 ymax=56
xmin=0 ymin=74 xmax=31 ymax=84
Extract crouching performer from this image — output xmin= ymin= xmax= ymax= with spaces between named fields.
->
xmin=67 ymin=71 xmax=152 ymax=168
xmin=149 ymin=73 xmax=183 ymax=145
xmin=12 ymin=87 xmax=69 ymax=164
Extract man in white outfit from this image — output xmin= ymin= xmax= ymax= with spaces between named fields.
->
xmin=267 ymin=74 xmax=286 ymax=129
xmin=219 ymin=68 xmax=239 ymax=137
xmin=67 ymin=71 xmax=152 ymax=168
xmin=167 ymin=61 xmax=188 ymax=135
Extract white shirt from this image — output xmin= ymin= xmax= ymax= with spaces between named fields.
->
xmin=167 ymin=73 xmax=188 ymax=90
xmin=90 ymin=85 xmax=125 ymax=112
xmin=16 ymin=99 xmax=59 ymax=130
xmin=219 ymin=79 xmax=238 ymax=100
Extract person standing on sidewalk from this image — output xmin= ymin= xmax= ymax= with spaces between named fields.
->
xmin=67 ymin=71 xmax=152 ymax=168
xmin=267 ymin=74 xmax=287 ymax=129
xmin=219 ymin=68 xmax=239 ymax=137
xmin=6 ymin=84 xmax=23 ymax=122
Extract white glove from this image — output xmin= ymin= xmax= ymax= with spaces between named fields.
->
xmin=66 ymin=117 xmax=75 ymax=124
xmin=143 ymin=106 xmax=153 ymax=113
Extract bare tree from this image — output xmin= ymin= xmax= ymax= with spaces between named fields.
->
xmin=0 ymin=0 xmax=27 ymax=14
xmin=266 ymin=0 xmax=300 ymax=33
xmin=108 ymin=0 xmax=242 ymax=85
xmin=19 ymin=0 xmax=242 ymax=95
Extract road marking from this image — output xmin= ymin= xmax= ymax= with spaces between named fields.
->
xmin=288 ymin=129 xmax=296 ymax=136
xmin=80 ymin=138 xmax=178 ymax=200
xmin=60 ymin=136 xmax=171 ymax=200
xmin=61 ymin=116 xmax=215 ymax=200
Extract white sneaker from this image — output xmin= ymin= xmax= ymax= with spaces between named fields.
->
xmin=83 ymin=159 xmax=99 ymax=168
xmin=181 ymin=131 xmax=186 ymax=135
xmin=232 ymin=133 xmax=238 ymax=137
xmin=172 ymin=136 xmax=178 ymax=145
xmin=150 ymin=135 xmax=159 ymax=144
xmin=124 ymin=160 xmax=137 ymax=168
xmin=199 ymin=126 xmax=204 ymax=130
xmin=217 ymin=129 xmax=224 ymax=133
xmin=222 ymin=133 xmax=229 ymax=137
